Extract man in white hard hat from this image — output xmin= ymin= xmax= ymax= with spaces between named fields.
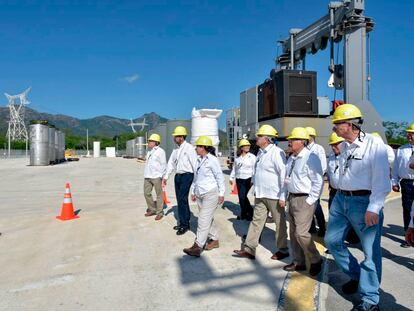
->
xmin=163 ymin=126 xmax=197 ymax=235
xmin=144 ymin=133 xmax=167 ymax=221
xmin=282 ymin=127 xmax=324 ymax=276
xmin=305 ymin=126 xmax=327 ymax=237
xmin=391 ymin=123 xmax=414 ymax=248
xmin=233 ymin=124 xmax=289 ymax=261
xmin=324 ymin=104 xmax=390 ymax=311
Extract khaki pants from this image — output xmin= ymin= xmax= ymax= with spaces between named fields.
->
xmin=144 ymin=178 xmax=163 ymax=215
xmin=288 ymin=195 xmax=321 ymax=265
xmin=195 ymin=188 xmax=219 ymax=248
xmin=244 ymin=198 xmax=288 ymax=255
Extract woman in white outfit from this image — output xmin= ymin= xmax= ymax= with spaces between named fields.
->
xmin=229 ymin=139 xmax=256 ymax=221
xmin=183 ymin=136 xmax=225 ymax=257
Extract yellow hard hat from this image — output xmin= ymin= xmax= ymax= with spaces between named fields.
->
xmin=329 ymin=132 xmax=345 ymax=145
xmin=195 ymin=136 xmax=213 ymax=147
xmin=148 ymin=133 xmax=161 ymax=143
xmin=305 ymin=127 xmax=317 ymax=137
xmin=172 ymin=126 xmax=187 ymax=136
xmin=332 ymin=104 xmax=363 ymax=124
xmin=405 ymin=123 xmax=414 ymax=133
xmin=256 ymin=124 xmax=278 ymax=137
xmin=371 ymin=132 xmax=381 ymax=137
xmin=238 ymin=139 xmax=251 ymax=147
xmin=287 ymin=127 xmax=310 ymax=140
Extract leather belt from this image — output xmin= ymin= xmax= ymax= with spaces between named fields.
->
xmin=338 ymin=189 xmax=371 ymax=196
xmin=289 ymin=193 xmax=308 ymax=197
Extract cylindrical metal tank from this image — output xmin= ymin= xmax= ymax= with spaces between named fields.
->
xmin=54 ymin=130 xmax=60 ymax=163
xmin=48 ymin=126 xmax=56 ymax=164
xmin=126 ymin=139 xmax=135 ymax=157
xmin=136 ymin=136 xmax=147 ymax=159
xmin=61 ymin=132 xmax=66 ymax=161
xmin=29 ymin=122 xmax=49 ymax=166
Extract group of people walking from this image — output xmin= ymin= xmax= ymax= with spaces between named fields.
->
xmin=142 ymin=103 xmax=414 ymax=311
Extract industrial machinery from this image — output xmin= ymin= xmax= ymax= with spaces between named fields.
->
xmin=238 ymin=0 xmax=384 ymax=153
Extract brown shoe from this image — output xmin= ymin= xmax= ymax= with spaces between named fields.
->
xmin=155 ymin=214 xmax=164 ymax=221
xmin=145 ymin=211 xmax=156 ymax=217
xmin=183 ymin=243 xmax=202 ymax=257
xmin=233 ymin=249 xmax=255 ymax=260
xmin=271 ymin=251 xmax=289 ymax=260
xmin=309 ymin=259 xmax=323 ymax=276
xmin=204 ymin=239 xmax=219 ymax=251
xmin=283 ymin=262 xmax=306 ymax=272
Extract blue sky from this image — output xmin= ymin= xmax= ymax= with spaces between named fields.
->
xmin=0 ymin=0 xmax=412 ymax=127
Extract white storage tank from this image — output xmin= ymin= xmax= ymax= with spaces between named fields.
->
xmin=93 ymin=141 xmax=101 ymax=158
xmin=191 ymin=108 xmax=222 ymax=152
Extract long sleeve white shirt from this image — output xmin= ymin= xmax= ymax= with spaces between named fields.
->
xmin=164 ymin=141 xmax=197 ymax=180
xmin=285 ymin=147 xmax=324 ymax=205
xmin=392 ymin=143 xmax=414 ymax=185
xmin=327 ymin=152 xmax=340 ymax=190
xmin=230 ymin=153 xmax=256 ymax=180
xmin=253 ymin=144 xmax=286 ymax=201
xmin=307 ymin=142 xmax=327 ymax=174
xmin=144 ymin=146 xmax=167 ymax=179
xmin=385 ymin=144 xmax=395 ymax=167
xmin=338 ymin=133 xmax=391 ymax=214
xmin=190 ymin=154 xmax=225 ymax=197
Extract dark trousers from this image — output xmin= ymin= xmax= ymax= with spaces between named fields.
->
xmin=236 ymin=178 xmax=253 ymax=220
xmin=401 ymin=179 xmax=414 ymax=231
xmin=310 ymin=199 xmax=326 ymax=232
xmin=174 ymin=173 xmax=194 ymax=229
xmin=328 ymin=187 xmax=359 ymax=244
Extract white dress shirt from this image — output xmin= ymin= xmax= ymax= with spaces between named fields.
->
xmin=338 ymin=133 xmax=391 ymax=214
xmin=190 ymin=153 xmax=225 ymax=197
xmin=230 ymin=153 xmax=256 ymax=180
xmin=307 ymin=141 xmax=327 ymax=173
xmin=144 ymin=146 xmax=167 ymax=179
xmin=164 ymin=141 xmax=197 ymax=180
xmin=392 ymin=143 xmax=414 ymax=185
xmin=327 ymin=152 xmax=340 ymax=190
xmin=253 ymin=144 xmax=286 ymax=201
xmin=385 ymin=144 xmax=395 ymax=167
xmin=285 ymin=147 xmax=324 ymax=205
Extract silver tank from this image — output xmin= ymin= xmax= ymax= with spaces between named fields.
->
xmin=29 ymin=124 xmax=50 ymax=166
xmin=60 ymin=132 xmax=66 ymax=161
xmin=126 ymin=139 xmax=135 ymax=157
xmin=54 ymin=130 xmax=60 ymax=163
xmin=48 ymin=127 xmax=56 ymax=164
xmin=136 ymin=136 xmax=146 ymax=159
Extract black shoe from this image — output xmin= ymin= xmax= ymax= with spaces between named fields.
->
xmin=351 ymin=300 xmax=380 ymax=311
xmin=342 ymin=279 xmax=359 ymax=295
xmin=173 ymin=225 xmax=179 ymax=230
xmin=400 ymin=241 xmax=410 ymax=248
xmin=176 ymin=227 xmax=188 ymax=235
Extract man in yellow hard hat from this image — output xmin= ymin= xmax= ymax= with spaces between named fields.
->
xmin=233 ymin=124 xmax=289 ymax=261
xmin=282 ymin=127 xmax=324 ymax=276
xmin=391 ymin=123 xmax=414 ymax=247
xmin=305 ymin=126 xmax=327 ymax=237
xmin=324 ymin=104 xmax=390 ymax=310
xmin=162 ymin=126 xmax=197 ymax=235
xmin=144 ymin=133 xmax=167 ymax=220
xmin=405 ymin=156 xmax=414 ymax=247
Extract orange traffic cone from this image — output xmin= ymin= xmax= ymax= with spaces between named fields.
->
xmin=231 ymin=183 xmax=238 ymax=195
xmin=56 ymin=183 xmax=79 ymax=221
xmin=163 ymin=189 xmax=171 ymax=205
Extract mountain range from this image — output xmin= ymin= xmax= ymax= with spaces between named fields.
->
xmin=0 ymin=107 xmax=226 ymax=141
xmin=0 ymin=107 xmax=168 ymax=137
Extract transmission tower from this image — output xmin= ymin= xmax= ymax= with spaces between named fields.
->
xmin=129 ymin=117 xmax=148 ymax=133
xmin=5 ymin=87 xmax=31 ymax=157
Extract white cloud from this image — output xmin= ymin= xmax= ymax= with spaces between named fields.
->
xmin=123 ymin=73 xmax=139 ymax=83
